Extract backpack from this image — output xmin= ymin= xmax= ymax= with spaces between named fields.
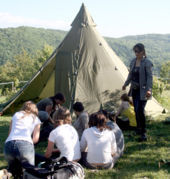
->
xmin=23 ymin=157 xmax=85 ymax=179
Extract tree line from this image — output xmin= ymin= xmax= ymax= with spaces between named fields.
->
xmin=0 ymin=26 xmax=170 ymax=103
xmin=0 ymin=26 xmax=170 ymax=76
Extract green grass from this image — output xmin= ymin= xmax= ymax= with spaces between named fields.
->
xmin=0 ymin=114 xmax=170 ymax=179
xmin=0 ymin=90 xmax=170 ymax=178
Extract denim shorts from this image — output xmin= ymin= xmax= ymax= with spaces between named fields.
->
xmin=4 ymin=140 xmax=35 ymax=167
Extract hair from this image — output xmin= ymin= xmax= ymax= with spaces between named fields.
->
xmin=89 ymin=112 xmax=98 ymax=127
xmin=54 ymin=92 xmax=65 ymax=102
xmin=133 ymin=43 xmax=146 ymax=58
xmin=52 ymin=106 xmax=71 ymax=125
xmin=50 ymin=92 xmax=65 ymax=106
xmin=121 ymin=93 xmax=133 ymax=105
xmin=73 ymin=102 xmax=84 ymax=112
xmin=95 ymin=112 xmax=108 ymax=131
xmin=21 ymin=101 xmax=38 ymax=117
xmin=98 ymin=110 xmax=109 ymax=119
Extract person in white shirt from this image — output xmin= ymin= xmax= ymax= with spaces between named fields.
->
xmin=4 ymin=101 xmax=41 ymax=176
xmin=80 ymin=112 xmax=117 ymax=169
xmin=45 ymin=107 xmax=81 ymax=161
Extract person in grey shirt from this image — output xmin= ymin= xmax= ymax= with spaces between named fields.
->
xmin=73 ymin=102 xmax=89 ymax=140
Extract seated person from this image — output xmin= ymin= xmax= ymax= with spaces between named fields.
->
xmin=80 ymin=112 xmax=117 ymax=169
xmin=45 ymin=107 xmax=81 ymax=162
xmin=4 ymin=101 xmax=41 ymax=177
xmin=100 ymin=110 xmax=124 ymax=161
xmin=73 ymin=102 xmax=89 ymax=140
xmin=49 ymin=92 xmax=66 ymax=116
xmin=37 ymin=92 xmax=65 ymax=142
xmin=114 ymin=93 xmax=137 ymax=130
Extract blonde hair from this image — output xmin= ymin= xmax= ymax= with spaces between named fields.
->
xmin=53 ymin=106 xmax=71 ymax=125
xmin=21 ymin=101 xmax=38 ymax=116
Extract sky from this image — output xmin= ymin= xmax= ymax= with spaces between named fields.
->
xmin=0 ymin=0 xmax=170 ymax=38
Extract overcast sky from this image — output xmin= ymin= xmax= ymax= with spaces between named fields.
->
xmin=0 ymin=0 xmax=170 ymax=37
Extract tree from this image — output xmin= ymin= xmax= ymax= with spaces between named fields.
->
xmin=0 ymin=49 xmax=35 ymax=82
xmin=160 ymin=60 xmax=170 ymax=83
xmin=34 ymin=44 xmax=54 ymax=70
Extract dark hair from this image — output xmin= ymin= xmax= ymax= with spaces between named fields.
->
xmin=98 ymin=110 xmax=109 ymax=119
xmin=54 ymin=92 xmax=65 ymax=102
xmin=89 ymin=112 xmax=98 ymax=127
xmin=95 ymin=112 xmax=108 ymax=131
xmin=50 ymin=92 xmax=65 ymax=107
xmin=133 ymin=43 xmax=146 ymax=57
xmin=73 ymin=102 xmax=84 ymax=112
xmin=121 ymin=93 xmax=133 ymax=105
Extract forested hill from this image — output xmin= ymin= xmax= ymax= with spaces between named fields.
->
xmin=0 ymin=26 xmax=170 ymax=75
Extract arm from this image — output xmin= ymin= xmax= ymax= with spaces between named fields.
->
xmin=122 ymin=60 xmax=135 ymax=90
xmin=111 ymin=133 xmax=117 ymax=156
xmin=80 ymin=131 xmax=87 ymax=152
xmin=32 ymin=124 xmax=41 ymax=144
xmin=80 ymin=114 xmax=89 ymax=130
xmin=8 ymin=121 xmax=12 ymax=136
xmin=145 ymin=60 xmax=153 ymax=98
xmin=115 ymin=102 xmax=124 ymax=118
xmin=45 ymin=104 xmax=53 ymax=115
xmin=45 ymin=140 xmax=55 ymax=158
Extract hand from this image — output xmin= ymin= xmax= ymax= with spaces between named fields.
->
xmin=122 ymin=85 xmax=126 ymax=90
xmin=146 ymin=90 xmax=151 ymax=98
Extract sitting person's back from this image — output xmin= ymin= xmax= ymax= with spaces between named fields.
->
xmin=115 ymin=93 xmax=137 ymax=130
xmin=73 ymin=102 xmax=89 ymax=140
xmin=45 ymin=107 xmax=81 ymax=161
xmin=80 ymin=112 xmax=117 ymax=169
xmin=107 ymin=119 xmax=124 ymax=160
xmin=49 ymin=123 xmax=80 ymax=161
xmin=121 ymin=102 xmax=136 ymax=127
xmin=100 ymin=110 xmax=124 ymax=161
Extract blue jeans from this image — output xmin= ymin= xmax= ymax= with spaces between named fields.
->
xmin=4 ymin=140 xmax=35 ymax=171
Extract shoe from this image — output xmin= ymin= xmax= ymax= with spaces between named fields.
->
xmin=0 ymin=169 xmax=12 ymax=179
xmin=134 ymin=129 xmax=141 ymax=136
xmin=138 ymin=134 xmax=147 ymax=142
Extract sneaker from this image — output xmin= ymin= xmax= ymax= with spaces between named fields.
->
xmin=0 ymin=169 xmax=12 ymax=179
xmin=138 ymin=134 xmax=147 ymax=142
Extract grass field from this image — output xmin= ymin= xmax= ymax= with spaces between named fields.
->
xmin=0 ymin=91 xmax=170 ymax=178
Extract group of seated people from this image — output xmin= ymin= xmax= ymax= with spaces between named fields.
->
xmin=4 ymin=92 xmax=135 ymax=176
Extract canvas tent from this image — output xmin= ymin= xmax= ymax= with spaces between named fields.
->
xmin=0 ymin=4 xmax=164 ymax=116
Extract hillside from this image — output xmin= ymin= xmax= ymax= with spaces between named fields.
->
xmin=0 ymin=26 xmax=170 ymax=75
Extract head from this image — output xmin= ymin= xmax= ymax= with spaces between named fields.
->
xmin=98 ymin=110 xmax=109 ymax=121
xmin=53 ymin=92 xmax=65 ymax=105
xmin=52 ymin=106 xmax=71 ymax=127
xmin=89 ymin=112 xmax=98 ymax=127
xmin=73 ymin=102 xmax=84 ymax=115
xmin=121 ymin=93 xmax=129 ymax=101
xmin=21 ymin=101 xmax=38 ymax=116
xmin=121 ymin=93 xmax=133 ymax=105
xmin=95 ymin=112 xmax=108 ymax=131
xmin=133 ymin=43 xmax=146 ymax=59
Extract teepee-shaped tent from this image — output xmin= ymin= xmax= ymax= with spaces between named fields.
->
xmin=0 ymin=4 xmax=164 ymax=116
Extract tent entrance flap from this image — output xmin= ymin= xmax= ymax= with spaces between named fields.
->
xmin=55 ymin=51 xmax=79 ymax=109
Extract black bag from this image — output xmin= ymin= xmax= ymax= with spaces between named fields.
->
xmin=23 ymin=157 xmax=85 ymax=179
